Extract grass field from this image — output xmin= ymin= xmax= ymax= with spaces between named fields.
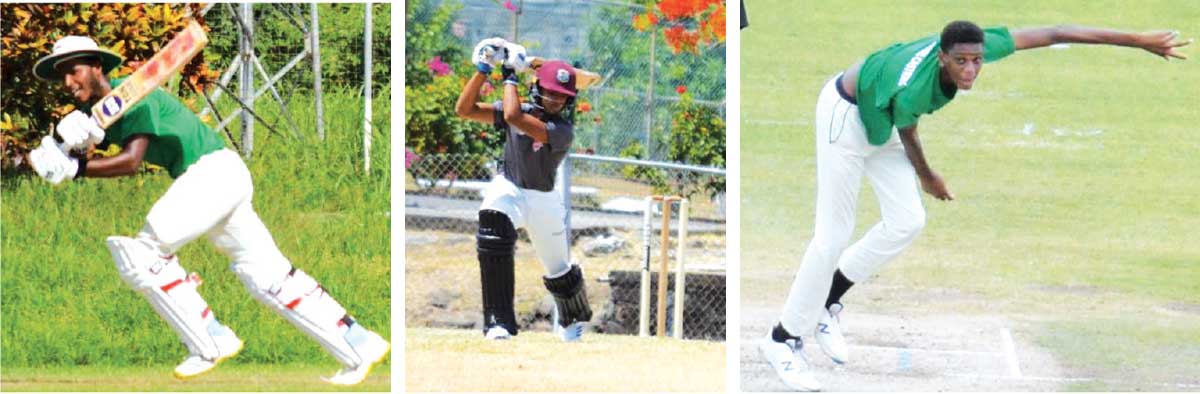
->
xmin=1 ymin=89 xmax=391 ymax=390
xmin=406 ymin=327 xmax=724 ymax=392
xmin=741 ymin=0 xmax=1199 ymax=390
xmin=0 ymin=363 xmax=390 ymax=392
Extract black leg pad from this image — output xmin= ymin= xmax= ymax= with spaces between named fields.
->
xmin=478 ymin=210 xmax=519 ymax=335
xmin=542 ymin=264 xmax=593 ymax=327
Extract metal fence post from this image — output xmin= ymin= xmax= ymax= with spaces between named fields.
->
xmin=363 ymin=3 xmax=372 ymax=174
xmin=644 ymin=26 xmax=655 ymax=159
xmin=239 ymin=2 xmax=254 ymax=159
xmin=312 ymin=3 xmax=325 ymax=141
xmin=561 ymin=155 xmax=572 ymax=252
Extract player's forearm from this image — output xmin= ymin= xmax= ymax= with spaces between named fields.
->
xmin=83 ymin=154 xmax=140 ymax=177
xmin=502 ymin=83 xmax=548 ymax=143
xmin=454 ymin=72 xmax=487 ymax=118
xmin=898 ymin=127 xmax=934 ymax=178
xmin=1015 ymin=25 xmax=1141 ymax=50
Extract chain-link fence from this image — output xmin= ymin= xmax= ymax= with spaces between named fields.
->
xmin=406 ymin=0 xmax=726 ymax=341
xmin=405 ymin=152 xmax=726 ymax=340
xmin=437 ymin=0 xmax=726 ymax=159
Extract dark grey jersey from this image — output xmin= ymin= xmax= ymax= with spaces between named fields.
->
xmin=492 ymin=101 xmax=574 ymax=192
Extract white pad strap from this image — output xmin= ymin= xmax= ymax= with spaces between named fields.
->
xmin=262 ymin=268 xmax=363 ymax=367
xmin=107 ymin=236 xmax=226 ymax=359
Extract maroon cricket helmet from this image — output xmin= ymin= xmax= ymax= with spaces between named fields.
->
xmin=535 ymin=60 xmax=578 ymax=97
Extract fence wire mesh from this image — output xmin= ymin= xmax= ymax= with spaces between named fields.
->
xmin=405 ymin=151 xmax=726 ymax=340
xmin=407 ymin=0 xmax=726 ymax=341
xmin=432 ymin=0 xmax=726 ymax=159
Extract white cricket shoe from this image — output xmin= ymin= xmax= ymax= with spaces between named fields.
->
xmin=324 ymin=330 xmax=390 ymax=386
xmin=484 ymin=325 xmax=512 ymax=340
xmin=551 ymin=304 xmax=585 ymax=342
xmin=816 ymin=303 xmax=848 ymax=364
xmin=173 ymin=333 xmax=243 ymax=379
xmin=555 ymin=321 xmax=585 ymax=342
xmin=759 ymin=330 xmax=821 ymax=392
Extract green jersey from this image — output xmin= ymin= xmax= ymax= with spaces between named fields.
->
xmin=102 ymin=77 xmax=227 ymax=178
xmin=856 ymin=26 xmax=1016 ymax=145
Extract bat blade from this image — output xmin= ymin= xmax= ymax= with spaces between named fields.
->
xmin=92 ymin=20 xmax=208 ymax=129
xmin=528 ymin=57 xmax=603 ymax=91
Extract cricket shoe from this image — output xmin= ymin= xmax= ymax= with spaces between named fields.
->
xmin=551 ymin=305 xmax=585 ymax=342
xmin=324 ymin=329 xmax=391 ymax=386
xmin=554 ymin=321 xmax=585 ymax=342
xmin=815 ymin=303 xmax=848 ymax=364
xmin=173 ymin=332 xmax=243 ymax=379
xmin=759 ymin=329 xmax=821 ymax=392
xmin=484 ymin=325 xmax=513 ymax=340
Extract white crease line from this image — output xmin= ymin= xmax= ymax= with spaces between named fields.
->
xmin=852 ymin=344 xmax=1005 ymax=357
xmin=1001 ymin=327 xmax=1022 ymax=378
xmin=744 ymin=119 xmax=806 ymax=126
xmin=946 ymin=372 xmax=1200 ymax=389
xmin=947 ymin=372 xmax=1093 ymax=383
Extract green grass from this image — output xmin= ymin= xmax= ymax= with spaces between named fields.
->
xmin=406 ymin=327 xmax=724 ymax=392
xmin=0 ymin=363 xmax=390 ymax=392
xmin=742 ymin=0 xmax=1200 ymax=389
xmin=1 ymin=87 xmax=391 ymax=387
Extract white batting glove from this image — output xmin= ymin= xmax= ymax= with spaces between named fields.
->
xmin=56 ymin=110 xmax=105 ymax=151
xmin=502 ymin=42 xmax=530 ymax=72
xmin=29 ymin=136 xmax=79 ymax=185
xmin=472 ymin=37 xmax=509 ymax=74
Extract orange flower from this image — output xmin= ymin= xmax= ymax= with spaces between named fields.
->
xmin=578 ymin=102 xmax=592 ymax=113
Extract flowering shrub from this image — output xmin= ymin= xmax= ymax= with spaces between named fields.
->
xmin=632 ymin=0 xmax=726 ymax=54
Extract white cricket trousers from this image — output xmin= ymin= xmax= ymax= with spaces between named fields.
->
xmin=479 ymin=175 xmax=571 ymax=276
xmin=140 ymin=148 xmax=291 ymax=291
xmin=779 ymin=74 xmax=927 ymax=335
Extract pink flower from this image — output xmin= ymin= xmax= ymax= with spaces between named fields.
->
xmin=481 ymin=81 xmax=495 ymax=96
xmin=503 ymin=0 xmax=518 ymax=12
xmin=427 ymin=56 xmax=451 ymax=77
xmin=405 ymin=148 xmax=419 ymax=169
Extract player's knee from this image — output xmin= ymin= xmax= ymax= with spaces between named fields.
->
xmin=477 ymin=209 xmax=517 ymax=258
xmin=889 ymin=209 xmax=926 ymax=240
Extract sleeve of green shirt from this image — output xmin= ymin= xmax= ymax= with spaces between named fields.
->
xmin=890 ymin=95 xmax=920 ymax=131
xmin=983 ymin=26 xmax=1016 ymax=62
xmin=107 ymin=100 xmax=161 ymax=145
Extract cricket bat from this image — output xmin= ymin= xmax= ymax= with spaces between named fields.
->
xmin=92 ymin=20 xmax=208 ymax=129
xmin=528 ymin=57 xmax=603 ymax=90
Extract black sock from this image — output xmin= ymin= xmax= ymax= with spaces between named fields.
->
xmin=771 ymin=323 xmax=796 ymax=343
xmin=825 ymin=269 xmax=854 ymax=309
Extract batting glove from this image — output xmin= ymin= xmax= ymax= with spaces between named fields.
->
xmin=501 ymin=66 xmax=519 ymax=85
xmin=29 ymin=136 xmax=79 ymax=185
xmin=502 ymin=42 xmax=530 ymax=73
xmin=473 ymin=37 xmax=508 ymax=75
xmin=56 ymin=110 xmax=104 ymax=151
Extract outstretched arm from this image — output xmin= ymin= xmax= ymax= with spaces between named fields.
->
xmin=1012 ymin=26 xmax=1191 ymax=60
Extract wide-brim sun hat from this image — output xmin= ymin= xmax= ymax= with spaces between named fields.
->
xmin=535 ymin=60 xmax=578 ymax=98
xmin=33 ymin=35 xmax=123 ymax=81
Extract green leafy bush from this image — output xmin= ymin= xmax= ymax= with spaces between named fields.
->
xmin=1 ymin=4 xmax=218 ymax=174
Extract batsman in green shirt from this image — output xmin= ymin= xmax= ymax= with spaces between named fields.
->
xmin=758 ymin=21 xmax=1190 ymax=391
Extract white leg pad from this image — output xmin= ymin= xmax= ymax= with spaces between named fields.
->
xmin=251 ymin=268 xmax=364 ymax=368
xmin=107 ymin=236 xmax=231 ymax=359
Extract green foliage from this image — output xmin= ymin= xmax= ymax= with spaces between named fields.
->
xmin=0 ymin=3 xmax=218 ymax=174
xmin=0 ymin=91 xmax=390 ymax=367
xmin=666 ymin=92 xmax=725 ymax=198
xmin=618 ymin=93 xmax=725 ymax=199
xmin=404 ymin=0 xmax=505 ymax=163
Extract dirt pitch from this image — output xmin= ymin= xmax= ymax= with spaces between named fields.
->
xmin=406 ymin=327 xmax=725 ymax=392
